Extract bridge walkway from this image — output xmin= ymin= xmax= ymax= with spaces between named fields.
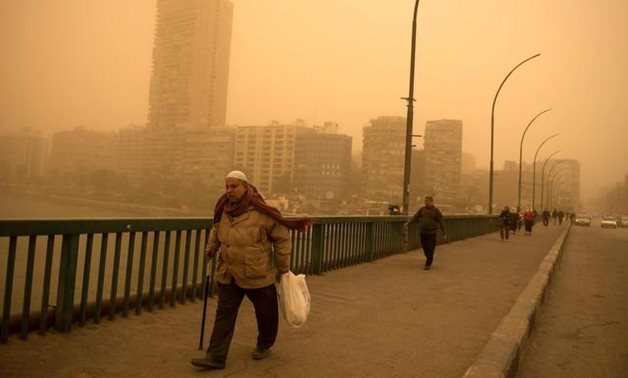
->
xmin=0 ymin=225 xmax=565 ymax=377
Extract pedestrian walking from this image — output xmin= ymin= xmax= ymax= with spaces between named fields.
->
xmin=558 ymin=210 xmax=565 ymax=225
xmin=523 ymin=208 xmax=535 ymax=235
xmin=403 ymin=196 xmax=447 ymax=270
xmin=542 ymin=209 xmax=551 ymax=226
xmin=191 ymin=170 xmax=310 ymax=370
xmin=498 ymin=206 xmax=511 ymax=240
xmin=516 ymin=207 xmax=523 ymax=231
xmin=509 ymin=210 xmax=520 ymax=234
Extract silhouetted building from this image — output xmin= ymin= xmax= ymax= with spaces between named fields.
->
xmin=183 ymin=127 xmax=235 ymax=195
xmin=0 ymin=128 xmax=48 ymax=182
xmin=233 ymin=122 xmax=312 ymax=195
xmin=49 ymin=127 xmax=116 ymax=176
xmin=117 ymin=125 xmax=234 ymax=200
xmin=460 ymin=168 xmax=488 ymax=213
xmin=294 ymin=132 xmax=352 ymax=199
xmin=423 ymin=119 xmax=462 ymax=212
xmin=545 ymin=159 xmax=580 ymax=211
xmin=115 ymin=124 xmax=146 ymax=185
xmin=362 ymin=116 xmax=405 ymax=204
xmin=494 ymin=160 xmax=519 ymax=211
xmin=148 ymin=0 xmax=233 ymax=129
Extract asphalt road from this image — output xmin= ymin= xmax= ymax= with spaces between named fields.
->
xmin=518 ymin=223 xmax=628 ymax=377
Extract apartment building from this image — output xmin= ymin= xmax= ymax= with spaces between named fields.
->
xmin=148 ymin=0 xmax=233 ymax=130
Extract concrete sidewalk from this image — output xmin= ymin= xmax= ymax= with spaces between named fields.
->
xmin=0 ymin=225 xmax=566 ymax=377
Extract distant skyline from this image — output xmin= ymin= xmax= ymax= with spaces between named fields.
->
xmin=1 ymin=0 xmax=627 ymax=205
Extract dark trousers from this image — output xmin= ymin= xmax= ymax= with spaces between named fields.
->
xmin=207 ymin=282 xmax=278 ymax=362
xmin=499 ymin=225 xmax=509 ymax=240
xmin=420 ymin=232 xmax=437 ymax=266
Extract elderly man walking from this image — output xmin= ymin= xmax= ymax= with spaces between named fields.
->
xmin=191 ymin=171 xmax=310 ymax=370
xmin=403 ymin=196 xmax=447 ymax=270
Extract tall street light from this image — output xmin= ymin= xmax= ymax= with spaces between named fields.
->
xmin=517 ymin=108 xmax=552 ymax=211
xmin=543 ymin=162 xmax=563 ymax=209
xmin=402 ymin=0 xmax=421 ymax=215
xmin=540 ymin=153 xmax=560 ymax=210
xmin=489 ymin=53 xmax=541 ymax=214
xmin=546 ymin=170 xmax=568 ymax=210
xmin=549 ymin=174 xmax=568 ymax=210
xmin=531 ymin=133 xmax=559 ymax=211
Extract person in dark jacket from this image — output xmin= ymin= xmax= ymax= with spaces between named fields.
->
xmin=498 ymin=206 xmax=511 ymax=240
xmin=403 ymin=196 xmax=447 ymax=270
xmin=542 ymin=209 xmax=551 ymax=226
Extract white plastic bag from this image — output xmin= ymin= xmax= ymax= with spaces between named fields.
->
xmin=278 ymin=271 xmax=311 ymax=328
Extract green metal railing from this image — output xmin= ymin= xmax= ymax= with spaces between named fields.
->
xmin=0 ymin=215 xmax=496 ymax=344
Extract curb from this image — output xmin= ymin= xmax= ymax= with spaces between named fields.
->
xmin=463 ymin=225 xmax=571 ymax=378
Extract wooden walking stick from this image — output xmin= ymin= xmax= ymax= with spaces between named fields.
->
xmin=198 ymin=244 xmax=218 ymax=350
xmin=198 ymin=268 xmax=210 ymax=350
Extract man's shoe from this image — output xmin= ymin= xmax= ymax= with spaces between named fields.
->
xmin=252 ymin=346 xmax=271 ymax=360
xmin=423 ymin=265 xmax=431 ymax=271
xmin=190 ymin=357 xmax=225 ymax=369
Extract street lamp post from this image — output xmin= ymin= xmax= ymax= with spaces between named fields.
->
xmin=401 ymin=0 xmax=421 ymax=215
xmin=531 ymin=133 xmax=559 ymax=211
xmin=489 ymin=53 xmax=541 ymax=214
xmin=550 ymin=175 xmax=568 ymax=210
xmin=517 ymin=108 xmax=552 ymax=211
xmin=546 ymin=170 xmax=567 ymax=210
xmin=539 ymin=151 xmax=560 ymax=210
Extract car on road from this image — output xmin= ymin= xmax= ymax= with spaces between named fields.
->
xmin=619 ymin=215 xmax=628 ymax=228
xmin=600 ymin=215 xmax=618 ymax=229
xmin=574 ymin=214 xmax=592 ymax=227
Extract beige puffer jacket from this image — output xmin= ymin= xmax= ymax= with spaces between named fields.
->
xmin=208 ymin=207 xmax=292 ymax=289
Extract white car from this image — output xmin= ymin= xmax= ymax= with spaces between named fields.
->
xmin=601 ymin=216 xmax=618 ymax=229
xmin=574 ymin=214 xmax=591 ymax=226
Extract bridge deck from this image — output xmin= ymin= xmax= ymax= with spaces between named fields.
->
xmin=0 ymin=225 xmax=564 ymax=377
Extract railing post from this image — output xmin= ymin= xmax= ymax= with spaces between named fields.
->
xmin=366 ymin=221 xmax=375 ymax=261
xmin=311 ymin=223 xmax=324 ymax=274
xmin=55 ymin=234 xmax=80 ymax=332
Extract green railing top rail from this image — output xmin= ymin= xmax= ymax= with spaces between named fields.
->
xmin=0 ymin=218 xmax=213 ymax=237
xmin=0 ymin=215 xmax=497 ymax=237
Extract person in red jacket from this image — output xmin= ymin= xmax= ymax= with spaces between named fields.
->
xmin=523 ymin=208 xmax=535 ymax=236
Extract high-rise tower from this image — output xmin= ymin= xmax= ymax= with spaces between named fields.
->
xmin=148 ymin=0 xmax=233 ymax=129
xmin=362 ymin=116 xmax=406 ymax=205
xmin=423 ymin=119 xmax=463 ymax=211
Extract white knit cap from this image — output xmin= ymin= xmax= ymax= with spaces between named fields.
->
xmin=225 ymin=170 xmax=248 ymax=182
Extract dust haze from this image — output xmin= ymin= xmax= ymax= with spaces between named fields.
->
xmin=1 ymin=0 xmax=627 ymax=209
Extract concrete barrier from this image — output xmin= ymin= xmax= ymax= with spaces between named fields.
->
xmin=463 ymin=225 xmax=571 ymax=378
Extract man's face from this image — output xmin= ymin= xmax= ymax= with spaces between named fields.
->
xmin=424 ymin=198 xmax=433 ymax=207
xmin=225 ymin=178 xmax=247 ymax=203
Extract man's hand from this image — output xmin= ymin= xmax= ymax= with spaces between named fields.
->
xmin=205 ymin=245 xmax=217 ymax=258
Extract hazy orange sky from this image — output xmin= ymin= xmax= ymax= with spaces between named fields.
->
xmin=1 ymin=0 xmax=627 ymax=203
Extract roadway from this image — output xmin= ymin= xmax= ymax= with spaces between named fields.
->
xmin=1 ymin=224 xmax=569 ymax=377
xmin=517 ymin=222 xmax=628 ymax=377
